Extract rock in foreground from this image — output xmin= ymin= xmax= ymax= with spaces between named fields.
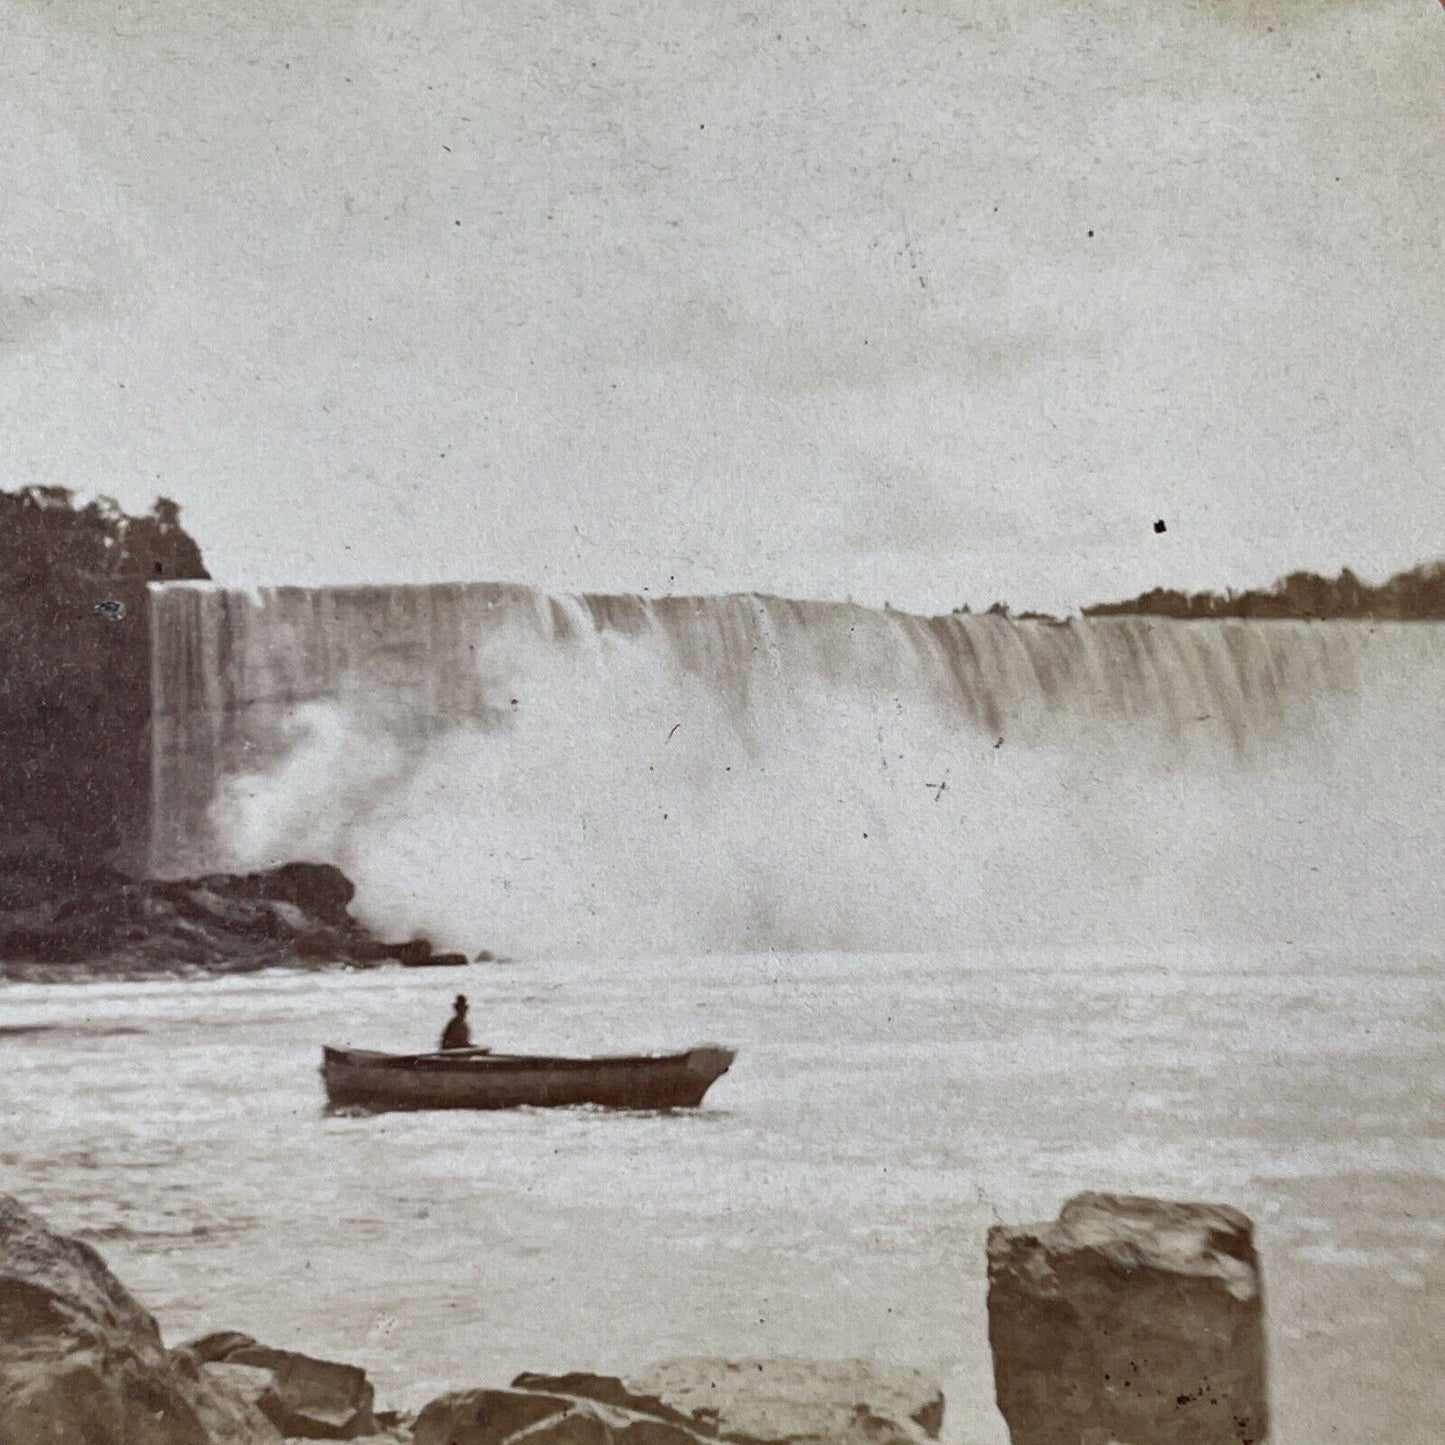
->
xmin=416 ymin=1359 xmax=944 ymax=1445
xmin=0 ymin=1193 xmax=281 ymax=1445
xmin=181 ymin=1332 xmax=378 ymax=1439
xmin=1 ymin=1190 xmax=948 ymax=1445
xmin=987 ymin=1192 xmax=1268 ymax=1445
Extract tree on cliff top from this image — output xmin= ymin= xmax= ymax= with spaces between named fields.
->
xmin=0 ymin=485 xmax=209 ymax=587
xmin=0 ymin=488 xmax=209 ymax=879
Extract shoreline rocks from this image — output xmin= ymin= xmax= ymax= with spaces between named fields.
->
xmin=510 ymin=1361 xmax=946 ymax=1444
xmin=0 ymin=1194 xmax=281 ymax=1445
xmin=0 ymin=860 xmax=486 ymax=981
xmin=987 ymin=1192 xmax=1268 ymax=1445
xmin=1 ymin=1195 xmax=948 ymax=1445
xmin=413 ymin=1360 xmax=944 ymax=1445
xmin=9 ymin=1187 xmax=1277 ymax=1445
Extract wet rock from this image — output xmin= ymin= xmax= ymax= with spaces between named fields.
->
xmin=0 ymin=858 xmax=489 ymax=979
xmin=371 ymin=1408 xmax=413 ymax=1440
xmin=383 ymin=939 xmax=468 ymax=968
xmin=261 ymin=899 xmax=312 ymax=935
xmin=292 ymin=927 xmax=363 ymax=962
xmin=511 ymin=1359 xmax=945 ymax=1444
xmin=411 ymin=1389 xmax=709 ymax=1445
xmin=0 ymin=1193 xmax=281 ymax=1445
xmin=183 ymin=1333 xmax=261 ymax=1365
xmin=171 ymin=1349 xmax=286 ymax=1445
xmin=198 ymin=1361 xmax=274 ymax=1415
xmin=412 ymin=1365 xmax=946 ymax=1445
xmin=246 ymin=863 xmax=356 ymax=928
xmin=412 ymin=1388 xmax=577 ymax=1445
xmin=507 ymin=1375 xmax=702 ymax=1436
xmin=522 ymin=1400 xmax=708 ymax=1445
xmin=175 ymin=887 xmax=269 ymax=931
xmin=986 ymin=1192 xmax=1268 ymax=1445
xmin=181 ymin=1332 xmax=376 ymax=1440
xmin=338 ymin=936 xmax=398 ymax=964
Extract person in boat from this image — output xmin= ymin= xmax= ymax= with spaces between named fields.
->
xmin=439 ymin=994 xmax=473 ymax=1051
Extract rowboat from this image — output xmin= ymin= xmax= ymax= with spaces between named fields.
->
xmin=320 ymin=1043 xmax=736 ymax=1112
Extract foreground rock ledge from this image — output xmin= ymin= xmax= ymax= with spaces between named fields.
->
xmin=416 ymin=1359 xmax=944 ymax=1445
xmin=1 ymin=1193 xmax=944 ymax=1445
xmin=181 ymin=1332 xmax=379 ymax=1440
xmin=987 ymin=1192 xmax=1268 ymax=1445
xmin=0 ymin=1194 xmax=280 ymax=1445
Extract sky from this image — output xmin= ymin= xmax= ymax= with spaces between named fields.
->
xmin=2 ymin=0 xmax=1441 ymax=614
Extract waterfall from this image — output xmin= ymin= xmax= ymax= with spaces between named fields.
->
xmin=147 ymin=582 xmax=1445 ymax=961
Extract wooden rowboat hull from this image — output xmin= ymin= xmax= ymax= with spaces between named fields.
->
xmin=320 ymin=1043 xmax=736 ymax=1112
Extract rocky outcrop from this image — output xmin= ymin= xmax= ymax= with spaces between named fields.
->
xmin=0 ymin=1189 xmax=952 ymax=1445
xmin=416 ymin=1360 xmax=945 ymax=1445
xmin=986 ymin=1192 xmax=1267 ymax=1445
xmin=0 ymin=860 xmax=477 ymax=979
xmin=413 ymin=1388 xmax=710 ymax=1445
xmin=5 ymin=1192 xmax=958 ymax=1445
xmin=227 ymin=863 xmax=358 ymax=929
xmin=0 ymin=1193 xmax=281 ymax=1445
xmin=392 ymin=938 xmax=471 ymax=969
xmin=180 ymin=1332 xmax=378 ymax=1439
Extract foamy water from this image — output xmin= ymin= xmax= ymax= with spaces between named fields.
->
xmin=145 ymin=588 xmax=1445 ymax=964
xmin=2 ymin=951 xmax=1443 ymax=1442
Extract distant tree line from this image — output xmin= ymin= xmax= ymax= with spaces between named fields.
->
xmin=0 ymin=485 xmax=209 ymax=587
xmin=1081 ymin=562 xmax=1445 ymax=622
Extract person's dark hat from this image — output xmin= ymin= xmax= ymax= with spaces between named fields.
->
xmin=454 ymin=994 xmax=468 ymax=1009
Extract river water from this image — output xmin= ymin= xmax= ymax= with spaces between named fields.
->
xmin=2 ymin=951 xmax=1442 ymax=1443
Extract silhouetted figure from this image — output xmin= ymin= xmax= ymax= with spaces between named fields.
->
xmin=439 ymin=995 xmax=472 ymax=1051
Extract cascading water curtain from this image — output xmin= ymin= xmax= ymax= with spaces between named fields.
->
xmin=149 ymin=581 xmax=1445 ymax=961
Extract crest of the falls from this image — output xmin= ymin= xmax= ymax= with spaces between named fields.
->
xmin=148 ymin=583 xmax=1445 ymax=960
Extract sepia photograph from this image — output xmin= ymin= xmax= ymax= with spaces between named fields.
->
xmin=1 ymin=1 xmax=1442 ymax=1442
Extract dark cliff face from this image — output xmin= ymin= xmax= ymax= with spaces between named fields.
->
xmin=0 ymin=487 xmax=208 ymax=884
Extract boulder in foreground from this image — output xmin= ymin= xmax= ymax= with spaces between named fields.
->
xmin=0 ymin=1193 xmax=280 ymax=1445
xmin=987 ymin=1192 xmax=1267 ymax=1445
xmin=180 ymin=1331 xmax=377 ymax=1439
